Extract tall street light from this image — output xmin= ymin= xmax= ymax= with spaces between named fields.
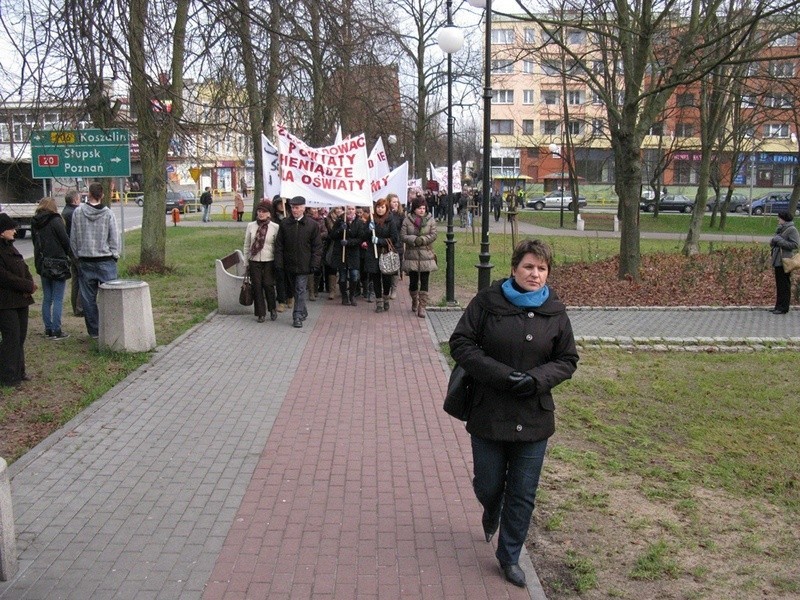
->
xmin=470 ymin=0 xmax=493 ymax=291
xmin=437 ymin=1 xmax=464 ymax=305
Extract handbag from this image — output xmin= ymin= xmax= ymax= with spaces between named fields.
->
xmin=379 ymin=240 xmax=401 ymax=275
xmin=41 ymin=257 xmax=72 ymax=280
xmin=783 ymin=252 xmax=800 ymax=274
xmin=442 ymin=311 xmax=487 ymax=421
xmin=239 ymin=275 xmax=254 ymax=306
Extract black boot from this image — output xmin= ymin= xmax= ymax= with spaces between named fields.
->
xmin=340 ymin=282 xmax=349 ymax=305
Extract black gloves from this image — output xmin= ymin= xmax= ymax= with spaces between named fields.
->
xmin=507 ymin=371 xmax=537 ymax=398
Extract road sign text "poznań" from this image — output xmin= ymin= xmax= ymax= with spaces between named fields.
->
xmin=31 ymin=128 xmax=131 ymax=179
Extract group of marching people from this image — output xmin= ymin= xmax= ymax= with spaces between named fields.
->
xmin=243 ymin=190 xmax=438 ymax=324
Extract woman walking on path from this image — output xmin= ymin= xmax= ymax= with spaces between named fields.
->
xmin=233 ymin=193 xmax=245 ymax=222
xmin=449 ymin=239 xmax=579 ymax=588
xmin=0 ymin=213 xmax=37 ymax=387
xmin=364 ymin=199 xmax=399 ymax=313
xmin=243 ymin=200 xmax=280 ymax=322
xmin=323 ymin=207 xmax=344 ymax=299
xmin=31 ymin=198 xmax=71 ymax=340
xmin=770 ymin=211 xmax=799 ymax=314
xmin=330 ymin=205 xmax=369 ymax=306
xmin=387 ymin=194 xmax=405 ymax=300
xmin=401 ymin=195 xmax=437 ymax=318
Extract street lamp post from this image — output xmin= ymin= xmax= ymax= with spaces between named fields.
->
xmin=437 ymin=1 xmax=464 ymax=305
xmin=549 ymin=141 xmax=566 ymax=228
xmin=470 ymin=0 xmax=493 ymax=291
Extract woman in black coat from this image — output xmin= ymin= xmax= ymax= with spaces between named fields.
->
xmin=364 ymin=199 xmax=399 ymax=313
xmin=329 ymin=205 xmax=369 ymax=306
xmin=31 ymin=197 xmax=72 ymax=339
xmin=449 ymin=239 xmax=579 ymax=588
xmin=0 ymin=213 xmax=37 ymax=387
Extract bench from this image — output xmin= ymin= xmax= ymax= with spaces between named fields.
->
xmin=215 ymin=250 xmax=252 ymax=315
xmin=581 ymin=213 xmax=618 ymax=232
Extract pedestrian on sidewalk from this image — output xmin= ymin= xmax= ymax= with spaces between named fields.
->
xmin=61 ymin=190 xmax=83 ymax=317
xmin=31 ymin=197 xmax=71 ymax=340
xmin=769 ymin=211 xmax=799 ymax=314
xmin=233 ymin=192 xmax=245 ymax=222
xmin=244 ymin=200 xmax=279 ymax=323
xmin=330 ymin=205 xmax=368 ymax=306
xmin=70 ymin=182 xmax=119 ymax=339
xmin=387 ymin=194 xmax=405 ymax=299
xmin=449 ymin=239 xmax=579 ymax=588
xmin=200 ymin=187 xmax=213 ymax=222
xmin=401 ymin=195 xmax=437 ymax=318
xmin=274 ymin=196 xmax=322 ymax=328
xmin=0 ymin=213 xmax=37 ymax=387
xmin=365 ymin=198 xmax=399 ymax=313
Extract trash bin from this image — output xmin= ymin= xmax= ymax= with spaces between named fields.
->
xmin=98 ymin=280 xmax=157 ymax=352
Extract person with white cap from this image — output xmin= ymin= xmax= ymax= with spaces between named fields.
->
xmin=0 ymin=213 xmax=37 ymax=386
xmin=274 ymin=196 xmax=322 ymax=328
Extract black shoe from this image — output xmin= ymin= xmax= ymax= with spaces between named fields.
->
xmin=771 ymin=309 xmax=788 ymax=314
xmin=293 ymin=318 xmax=303 ymax=328
xmin=43 ymin=329 xmax=52 ymax=338
xmin=482 ymin=512 xmax=499 ymax=543
xmin=502 ymin=564 xmax=526 ymax=588
xmin=48 ymin=330 xmax=70 ymax=340
xmin=270 ymin=310 xmax=278 ymax=321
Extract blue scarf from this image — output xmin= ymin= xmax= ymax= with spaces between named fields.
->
xmin=502 ymin=278 xmax=550 ymax=308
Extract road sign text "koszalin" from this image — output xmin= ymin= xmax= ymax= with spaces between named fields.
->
xmin=31 ymin=129 xmax=131 ymax=179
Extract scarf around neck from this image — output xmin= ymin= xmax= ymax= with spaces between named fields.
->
xmin=250 ymin=219 xmax=271 ymax=257
xmin=502 ymin=278 xmax=550 ymax=308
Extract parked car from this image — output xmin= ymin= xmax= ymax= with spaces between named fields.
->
xmin=748 ymin=192 xmax=798 ymax=216
xmin=706 ymin=193 xmax=749 ymax=213
xmin=526 ymin=190 xmax=587 ymax=211
xmin=165 ymin=191 xmax=199 ymax=213
xmin=640 ymin=194 xmax=694 ymax=213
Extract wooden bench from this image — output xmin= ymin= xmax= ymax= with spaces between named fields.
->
xmin=215 ymin=250 xmax=251 ymax=315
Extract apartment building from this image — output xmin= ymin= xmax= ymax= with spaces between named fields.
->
xmin=486 ymin=15 xmax=799 ymax=190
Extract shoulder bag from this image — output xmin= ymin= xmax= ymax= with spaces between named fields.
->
xmin=41 ymin=257 xmax=72 ymax=281
xmin=379 ymin=239 xmax=401 ymax=275
xmin=782 ymin=252 xmax=800 ymax=274
xmin=239 ymin=273 xmax=254 ymax=306
xmin=443 ymin=311 xmax=488 ymax=421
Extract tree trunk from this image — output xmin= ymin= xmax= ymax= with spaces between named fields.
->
xmin=613 ymin=134 xmax=642 ymax=281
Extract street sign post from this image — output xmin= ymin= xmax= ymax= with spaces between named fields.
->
xmin=30 ymin=128 xmax=131 ymax=179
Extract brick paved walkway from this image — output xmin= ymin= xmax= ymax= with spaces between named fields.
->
xmin=1 ymin=295 xmax=540 ymax=600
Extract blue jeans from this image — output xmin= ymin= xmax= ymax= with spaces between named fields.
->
xmin=471 ymin=436 xmax=548 ymax=566
xmin=202 ymin=204 xmax=212 ymax=222
xmin=78 ymin=259 xmax=118 ymax=337
xmin=41 ymin=276 xmax=67 ymax=332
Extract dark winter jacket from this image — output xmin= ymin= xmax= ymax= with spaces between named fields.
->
xmin=0 ymin=238 xmax=35 ymax=310
xmin=31 ymin=211 xmax=71 ymax=275
xmin=449 ymin=280 xmax=579 ymax=442
xmin=274 ymin=214 xmax=322 ymax=275
xmin=62 ymin=203 xmax=78 ymax=234
xmin=770 ymin=221 xmax=800 ymax=267
xmin=328 ymin=216 xmax=369 ymax=271
xmin=363 ymin=216 xmax=399 ymax=274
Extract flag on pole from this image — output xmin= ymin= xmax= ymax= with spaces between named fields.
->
xmin=371 ymin=162 xmax=409 ymax=204
xmin=261 ymin=134 xmax=281 ymax=201
xmin=368 ymin=137 xmax=391 ymax=184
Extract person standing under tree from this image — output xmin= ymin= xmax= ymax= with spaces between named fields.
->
xmin=70 ymin=182 xmax=119 ymax=339
xmin=61 ymin=190 xmax=83 ymax=316
xmin=769 ymin=211 xmax=799 ymax=315
xmin=200 ymin=187 xmax=213 ymax=222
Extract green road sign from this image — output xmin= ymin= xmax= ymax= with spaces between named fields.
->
xmin=31 ymin=128 xmax=131 ymax=179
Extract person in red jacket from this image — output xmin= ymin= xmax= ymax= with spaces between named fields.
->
xmin=0 ymin=213 xmax=37 ymax=386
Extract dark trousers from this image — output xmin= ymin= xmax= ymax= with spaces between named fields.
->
xmin=0 ymin=306 xmax=29 ymax=385
xmin=70 ymin=260 xmax=83 ymax=315
xmin=407 ymin=271 xmax=430 ymax=293
xmin=250 ymin=261 xmax=276 ymax=317
xmin=275 ymin=267 xmax=293 ymax=304
xmin=471 ymin=436 xmax=548 ymax=567
xmin=775 ymin=265 xmax=791 ymax=312
xmin=369 ymin=272 xmax=392 ymax=299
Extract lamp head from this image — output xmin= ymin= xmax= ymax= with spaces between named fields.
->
xmin=467 ymin=0 xmax=487 ymax=8
xmin=437 ymin=26 xmax=464 ymax=54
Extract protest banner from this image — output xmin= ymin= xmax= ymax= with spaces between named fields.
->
xmin=277 ymin=125 xmax=371 ymax=207
xmin=371 ymin=162 xmax=409 ymax=204
xmin=368 ymin=138 xmax=391 ymax=185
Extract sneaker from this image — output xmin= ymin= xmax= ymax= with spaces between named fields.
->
xmin=48 ymin=330 xmax=70 ymax=340
xmin=43 ymin=329 xmax=53 ymax=338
